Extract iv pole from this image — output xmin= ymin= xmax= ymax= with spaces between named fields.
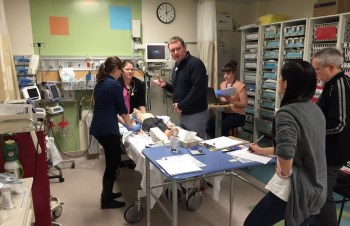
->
xmin=33 ymin=42 xmax=46 ymax=84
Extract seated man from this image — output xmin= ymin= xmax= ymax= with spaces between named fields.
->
xmin=132 ymin=108 xmax=174 ymax=138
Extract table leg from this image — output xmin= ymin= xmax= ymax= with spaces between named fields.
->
xmin=146 ymin=158 xmax=151 ymax=226
xmin=172 ymin=180 xmax=178 ymax=226
xmin=215 ymin=109 xmax=223 ymax=137
xmin=229 ymin=171 xmax=234 ymax=226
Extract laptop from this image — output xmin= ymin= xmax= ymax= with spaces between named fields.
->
xmin=206 ymin=87 xmax=229 ymax=105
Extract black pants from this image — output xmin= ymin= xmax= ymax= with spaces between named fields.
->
xmin=206 ymin=112 xmax=245 ymax=138
xmin=95 ymin=134 xmax=121 ymax=199
xmin=142 ymin=117 xmax=169 ymax=132
xmin=309 ymin=165 xmax=342 ymax=226
xmin=244 ymin=192 xmax=312 ymax=226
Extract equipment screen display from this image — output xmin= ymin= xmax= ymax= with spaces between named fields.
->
xmin=27 ymin=88 xmax=40 ymax=100
xmin=145 ymin=44 xmax=168 ymax=62
xmin=47 ymin=83 xmax=61 ymax=102
xmin=23 ymin=86 xmax=41 ymax=101
xmin=147 ymin=45 xmax=165 ymax=59
xmin=50 ymin=84 xmax=60 ymax=99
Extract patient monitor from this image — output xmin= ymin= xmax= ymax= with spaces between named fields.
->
xmin=22 ymin=85 xmax=41 ymax=102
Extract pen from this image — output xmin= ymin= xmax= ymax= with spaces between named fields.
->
xmin=254 ymin=135 xmax=264 ymax=144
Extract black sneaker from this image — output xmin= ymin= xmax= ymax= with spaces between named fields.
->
xmin=100 ymin=192 xmax=122 ymax=202
xmin=101 ymin=199 xmax=125 ymax=209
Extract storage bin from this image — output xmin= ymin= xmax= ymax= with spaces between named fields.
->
xmin=262 ymin=72 xmax=277 ymax=79
xmin=237 ymin=131 xmax=253 ymax=142
xmin=262 ymin=90 xmax=276 ymax=99
xmin=262 ymin=80 xmax=277 ymax=89
xmin=261 ymin=100 xmax=275 ymax=110
xmin=263 ymin=61 xmax=278 ymax=69
xmin=256 ymin=118 xmax=273 ymax=134
xmin=242 ymin=122 xmax=253 ymax=131
xmin=284 ymin=25 xmax=305 ymax=37
xmin=264 ymin=40 xmax=280 ymax=48
xmin=263 ymin=51 xmax=279 ymax=59
xmin=284 ymin=50 xmax=303 ymax=59
xmin=245 ymin=106 xmax=254 ymax=115
xmin=260 ymin=108 xmax=275 ymax=119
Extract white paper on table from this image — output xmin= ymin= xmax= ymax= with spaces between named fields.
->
xmin=156 ymin=154 xmax=204 ymax=176
xmin=200 ymin=136 xmax=244 ymax=150
xmin=227 ymin=147 xmax=273 ymax=164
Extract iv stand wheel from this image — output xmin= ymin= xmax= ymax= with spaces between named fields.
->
xmin=124 ymin=202 xmax=144 ymax=223
xmin=52 ymin=205 xmax=63 ymax=219
xmin=50 ymin=196 xmax=63 ymax=219
xmin=186 ymin=190 xmax=202 ymax=211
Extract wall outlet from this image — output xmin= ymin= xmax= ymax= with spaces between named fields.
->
xmin=61 ymin=90 xmax=75 ymax=101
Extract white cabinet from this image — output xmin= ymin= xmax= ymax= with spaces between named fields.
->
xmin=239 ymin=27 xmax=260 ymax=142
xmin=239 ymin=13 xmax=350 ymax=144
xmin=2 ymin=178 xmax=35 ymax=226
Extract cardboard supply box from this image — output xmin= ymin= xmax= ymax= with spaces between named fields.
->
xmin=314 ymin=0 xmax=350 ymax=17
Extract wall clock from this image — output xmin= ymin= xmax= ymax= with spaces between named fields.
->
xmin=157 ymin=3 xmax=175 ymax=24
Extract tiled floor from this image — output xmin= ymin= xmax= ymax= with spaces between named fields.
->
xmin=49 ymin=157 xmax=266 ymax=226
xmin=50 ymin=157 xmax=350 ymax=226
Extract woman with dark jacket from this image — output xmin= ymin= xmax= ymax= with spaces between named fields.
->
xmin=90 ymin=56 xmax=140 ymax=209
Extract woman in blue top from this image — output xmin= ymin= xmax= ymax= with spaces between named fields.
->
xmin=90 ymin=56 xmax=140 ymax=209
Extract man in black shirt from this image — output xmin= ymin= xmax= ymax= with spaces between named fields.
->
xmin=310 ymin=48 xmax=350 ymax=226
xmin=153 ymin=36 xmax=208 ymax=139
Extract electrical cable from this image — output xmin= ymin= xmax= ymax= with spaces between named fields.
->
xmin=51 ymin=129 xmax=88 ymax=158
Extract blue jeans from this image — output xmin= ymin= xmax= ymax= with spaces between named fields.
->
xmin=244 ymin=192 xmax=311 ymax=226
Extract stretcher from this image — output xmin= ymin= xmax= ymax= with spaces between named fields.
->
xmin=119 ymin=125 xmax=223 ymax=224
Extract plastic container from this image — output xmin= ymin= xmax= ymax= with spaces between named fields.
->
xmin=4 ymin=161 xmax=21 ymax=179
xmin=170 ymin=128 xmax=180 ymax=153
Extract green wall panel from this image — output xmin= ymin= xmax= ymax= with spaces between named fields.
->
xmin=50 ymin=90 xmax=93 ymax=153
xmin=30 ymin=0 xmax=141 ymax=56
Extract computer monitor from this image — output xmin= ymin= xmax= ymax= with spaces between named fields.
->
xmin=22 ymin=85 xmax=41 ymax=102
xmin=145 ymin=43 xmax=169 ymax=63
xmin=44 ymin=83 xmax=61 ymax=102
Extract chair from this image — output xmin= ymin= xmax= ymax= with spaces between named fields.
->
xmin=230 ymin=127 xmax=239 ymax=137
xmin=333 ymin=169 xmax=350 ymax=225
xmin=229 ymin=121 xmax=245 ymax=137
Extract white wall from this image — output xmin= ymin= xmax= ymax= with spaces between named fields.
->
xmin=142 ymin=0 xmax=198 ymax=120
xmin=142 ymin=0 xmax=198 ymax=56
xmin=4 ymin=0 xmax=317 ymax=119
xmin=216 ymin=1 xmax=257 ymax=77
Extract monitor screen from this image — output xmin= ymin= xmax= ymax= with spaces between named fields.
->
xmin=22 ymin=85 xmax=41 ymax=102
xmin=46 ymin=83 xmax=61 ymax=102
xmin=145 ymin=43 xmax=168 ymax=62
